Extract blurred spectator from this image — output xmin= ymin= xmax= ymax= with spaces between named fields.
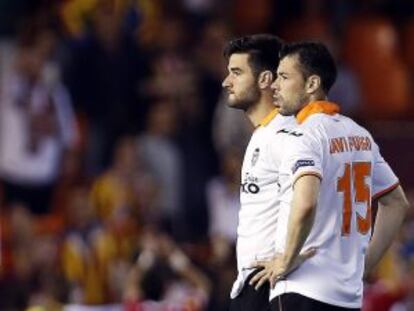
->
xmin=90 ymin=136 xmax=143 ymax=261
xmin=143 ymin=42 xmax=214 ymax=239
xmin=91 ymin=136 xmax=141 ymax=222
xmin=137 ymin=101 xmax=184 ymax=236
xmin=205 ymin=147 xmax=241 ymax=311
xmin=195 ymin=18 xmax=231 ymax=162
xmin=0 ymin=203 xmax=67 ymax=311
xmin=123 ymin=227 xmax=211 ymax=310
xmin=65 ymin=0 xmax=150 ymax=175
xmin=60 ymin=0 xmax=101 ymax=39
xmin=206 ymin=147 xmax=241 ymax=247
xmin=0 ymin=203 xmax=33 ymax=310
xmin=0 ymin=26 xmax=78 ymax=214
xmin=61 ymin=186 xmax=119 ymax=304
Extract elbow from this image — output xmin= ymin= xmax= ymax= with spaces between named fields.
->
xmin=401 ymin=198 xmax=410 ymax=220
xmin=392 ymin=196 xmax=410 ymax=225
xmin=378 ymin=186 xmax=410 ymax=221
xmin=396 ymin=190 xmax=410 ymax=220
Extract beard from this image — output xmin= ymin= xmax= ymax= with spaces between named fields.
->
xmin=226 ymin=85 xmax=261 ymax=111
xmin=278 ymin=103 xmax=295 ymax=116
xmin=277 ymin=94 xmax=307 ymax=116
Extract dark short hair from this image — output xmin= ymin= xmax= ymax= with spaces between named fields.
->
xmin=223 ymin=34 xmax=283 ymax=76
xmin=279 ymin=42 xmax=337 ymax=93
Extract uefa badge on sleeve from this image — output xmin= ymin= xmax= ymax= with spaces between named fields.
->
xmin=292 ymin=159 xmax=315 ymax=174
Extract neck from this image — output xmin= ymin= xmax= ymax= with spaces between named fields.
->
xmin=246 ymin=93 xmax=275 ymax=127
xmin=309 ymin=92 xmax=327 ymax=103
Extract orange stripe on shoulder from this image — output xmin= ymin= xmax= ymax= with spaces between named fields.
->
xmin=373 ymin=182 xmax=400 ymax=200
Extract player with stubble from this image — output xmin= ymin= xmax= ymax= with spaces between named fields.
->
xmin=222 ymin=35 xmax=315 ymax=311
xmin=249 ymin=41 xmax=410 ymax=311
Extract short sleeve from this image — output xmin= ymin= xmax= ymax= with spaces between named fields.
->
xmin=281 ymin=129 xmax=323 ymax=185
xmin=372 ymin=141 xmax=399 ymax=199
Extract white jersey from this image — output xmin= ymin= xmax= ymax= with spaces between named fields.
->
xmin=231 ymin=109 xmax=296 ymax=298
xmin=270 ymin=101 xmax=399 ymax=308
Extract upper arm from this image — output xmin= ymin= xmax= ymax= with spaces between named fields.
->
xmin=282 ymin=129 xmax=324 ymax=184
xmin=293 ymin=175 xmax=321 ymax=212
xmin=377 ymin=185 xmax=410 ymax=211
xmin=279 ymin=128 xmax=323 ymax=214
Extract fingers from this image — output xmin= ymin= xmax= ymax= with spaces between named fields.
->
xmin=269 ymin=272 xmax=283 ymax=289
xmin=269 ymin=272 xmax=277 ymax=288
xmin=249 ymin=269 xmax=267 ymax=287
xmin=247 ymin=249 xmax=317 ymax=290
xmin=253 ymin=271 xmax=271 ymax=290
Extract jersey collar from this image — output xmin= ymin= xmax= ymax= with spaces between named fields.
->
xmin=258 ymin=108 xmax=279 ymax=127
xmin=296 ymin=101 xmax=340 ymax=124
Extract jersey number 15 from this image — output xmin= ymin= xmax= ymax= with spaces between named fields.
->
xmin=337 ymin=162 xmax=372 ymax=236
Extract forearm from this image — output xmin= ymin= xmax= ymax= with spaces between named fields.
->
xmin=282 ymin=198 xmax=316 ymax=269
xmin=365 ymin=192 xmax=408 ymax=274
xmin=282 ymin=175 xmax=319 ymax=270
xmin=248 ymin=177 xmax=319 ymax=289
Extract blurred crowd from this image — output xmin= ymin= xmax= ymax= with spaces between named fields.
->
xmin=0 ymin=0 xmax=413 ymax=310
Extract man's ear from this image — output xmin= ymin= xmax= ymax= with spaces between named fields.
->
xmin=305 ymin=75 xmax=321 ymax=94
xmin=258 ymin=71 xmax=274 ymax=89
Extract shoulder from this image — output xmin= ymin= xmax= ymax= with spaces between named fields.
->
xmin=273 ymin=114 xmax=297 ymax=129
xmin=275 ymin=124 xmax=323 ymax=160
xmin=266 ymin=114 xmax=298 ymax=137
xmin=301 ymin=113 xmax=332 ymax=130
xmin=300 ymin=113 xmax=349 ymax=139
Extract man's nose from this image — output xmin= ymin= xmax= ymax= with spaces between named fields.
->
xmin=271 ymin=79 xmax=279 ymax=91
xmin=222 ymin=76 xmax=230 ymax=88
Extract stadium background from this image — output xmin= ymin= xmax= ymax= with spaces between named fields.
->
xmin=0 ymin=0 xmax=413 ymax=310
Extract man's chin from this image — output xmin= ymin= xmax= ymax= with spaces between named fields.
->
xmin=278 ymin=108 xmax=290 ymax=116
xmin=227 ymin=101 xmax=246 ymax=110
xmin=279 ymin=109 xmax=296 ymax=116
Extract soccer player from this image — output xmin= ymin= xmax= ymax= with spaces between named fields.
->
xmin=222 ymin=35 xmax=314 ymax=311
xmin=250 ymin=42 xmax=410 ymax=311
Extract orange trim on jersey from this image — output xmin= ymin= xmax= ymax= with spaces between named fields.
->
xmin=373 ymin=182 xmax=400 ymax=200
xmin=296 ymin=101 xmax=340 ymax=124
xmin=293 ymin=171 xmax=322 ymax=188
xmin=258 ymin=108 xmax=279 ymax=127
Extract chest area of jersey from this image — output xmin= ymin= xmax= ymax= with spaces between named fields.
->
xmin=241 ymin=138 xmax=280 ymax=195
